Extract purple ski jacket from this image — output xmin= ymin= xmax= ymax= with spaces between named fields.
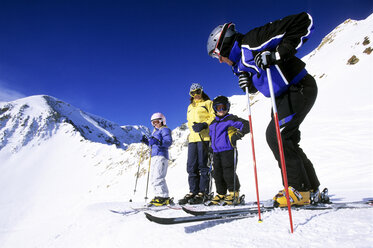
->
xmin=209 ymin=114 xmax=250 ymax=153
xmin=150 ymin=126 xmax=172 ymax=159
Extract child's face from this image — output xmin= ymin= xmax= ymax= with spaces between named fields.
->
xmin=215 ymin=103 xmax=229 ymax=117
xmin=151 ymin=119 xmax=162 ymax=129
xmin=216 ymin=110 xmax=228 ymax=117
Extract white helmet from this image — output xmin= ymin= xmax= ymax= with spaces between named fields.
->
xmin=207 ymin=22 xmax=236 ymax=58
xmin=151 ymin=112 xmax=166 ymax=125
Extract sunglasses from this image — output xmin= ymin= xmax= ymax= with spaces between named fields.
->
xmin=190 ymin=89 xmax=202 ymax=96
xmin=214 ymin=104 xmax=228 ymax=112
xmin=151 ymin=119 xmax=161 ymax=125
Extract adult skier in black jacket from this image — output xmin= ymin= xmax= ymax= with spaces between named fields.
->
xmin=207 ymin=12 xmax=321 ymax=207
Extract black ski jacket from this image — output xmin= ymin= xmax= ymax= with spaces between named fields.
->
xmin=229 ymin=12 xmax=314 ymax=97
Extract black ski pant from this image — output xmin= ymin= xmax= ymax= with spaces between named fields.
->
xmin=266 ymin=74 xmax=320 ymax=191
xmin=186 ymin=141 xmax=210 ymax=195
xmin=212 ymin=149 xmax=240 ymax=195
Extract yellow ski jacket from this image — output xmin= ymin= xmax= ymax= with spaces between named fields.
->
xmin=187 ymin=99 xmax=215 ymax=142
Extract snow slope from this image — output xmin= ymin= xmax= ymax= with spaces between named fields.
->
xmin=0 ymin=14 xmax=372 ymax=248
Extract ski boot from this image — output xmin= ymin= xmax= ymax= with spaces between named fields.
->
xmin=190 ymin=192 xmax=214 ymax=205
xmin=178 ymin=193 xmax=195 ymax=205
xmin=189 ymin=193 xmax=207 ymax=205
xmin=148 ymin=197 xmax=173 ymax=207
xmin=274 ymin=186 xmax=310 ymax=207
xmin=320 ymin=188 xmax=330 ymax=203
xmin=273 ymin=189 xmax=286 ymax=201
xmin=206 ymin=194 xmax=226 ymax=206
xmin=223 ymin=191 xmax=244 ymax=205
xmin=310 ymin=188 xmax=321 ymax=205
xmin=311 ymin=188 xmax=330 ymax=205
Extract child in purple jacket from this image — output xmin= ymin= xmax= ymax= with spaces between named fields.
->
xmin=209 ymin=96 xmax=250 ymax=205
xmin=141 ymin=112 xmax=173 ymax=206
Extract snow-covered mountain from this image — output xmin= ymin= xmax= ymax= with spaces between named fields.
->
xmin=0 ymin=13 xmax=372 ymax=248
xmin=0 ymin=95 xmax=150 ymax=152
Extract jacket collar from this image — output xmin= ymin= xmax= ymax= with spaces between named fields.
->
xmin=215 ymin=113 xmax=230 ymax=121
xmin=228 ymin=41 xmax=242 ymax=65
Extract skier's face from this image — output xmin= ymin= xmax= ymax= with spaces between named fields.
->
xmin=215 ymin=104 xmax=229 ymax=117
xmin=151 ymin=119 xmax=162 ymax=129
xmin=191 ymin=90 xmax=202 ymax=100
xmin=193 ymin=94 xmax=202 ymax=100
xmin=216 ymin=109 xmax=228 ymax=117
xmin=219 ymin=56 xmax=233 ymax=66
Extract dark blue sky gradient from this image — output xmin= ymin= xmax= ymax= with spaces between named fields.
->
xmin=0 ymin=0 xmax=372 ymax=130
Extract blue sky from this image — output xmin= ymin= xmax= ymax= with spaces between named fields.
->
xmin=0 ymin=0 xmax=372 ymax=130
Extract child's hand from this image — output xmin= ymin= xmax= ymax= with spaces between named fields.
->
xmin=230 ymin=133 xmax=242 ymax=147
xmin=141 ymin=135 xmax=149 ymax=145
xmin=149 ymin=137 xmax=161 ymax=146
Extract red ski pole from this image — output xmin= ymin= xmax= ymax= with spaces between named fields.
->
xmin=245 ymin=88 xmax=262 ymax=222
xmin=266 ymin=67 xmax=294 ymax=233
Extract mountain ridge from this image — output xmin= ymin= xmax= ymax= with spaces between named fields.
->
xmin=0 ymin=94 xmax=149 ymax=152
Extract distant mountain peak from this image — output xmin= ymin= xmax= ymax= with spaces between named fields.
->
xmin=0 ymin=95 xmax=149 ymax=152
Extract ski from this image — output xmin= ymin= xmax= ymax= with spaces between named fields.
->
xmin=131 ymin=205 xmax=169 ymax=211
xmin=111 ymin=206 xmax=167 ymax=216
xmin=145 ymin=200 xmax=372 ymax=225
xmin=111 ymin=204 xmax=181 ymax=216
xmin=144 ymin=210 xmax=257 ymax=225
xmin=182 ymin=205 xmax=264 ymax=216
xmin=182 ymin=200 xmax=373 ymax=216
xmin=145 ymin=199 xmax=372 ymax=225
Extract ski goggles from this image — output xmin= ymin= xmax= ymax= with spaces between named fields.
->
xmin=209 ymin=23 xmax=233 ymax=59
xmin=190 ymin=89 xmax=202 ymax=97
xmin=151 ymin=119 xmax=162 ymax=125
xmin=214 ymin=104 xmax=228 ymax=112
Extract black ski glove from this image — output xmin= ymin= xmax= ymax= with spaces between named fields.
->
xmin=230 ymin=132 xmax=243 ymax=147
xmin=238 ymin=72 xmax=251 ymax=90
xmin=238 ymin=72 xmax=258 ymax=94
xmin=192 ymin=122 xmax=208 ymax=133
xmin=254 ymin=50 xmax=281 ymax=70
xmin=141 ymin=135 xmax=149 ymax=145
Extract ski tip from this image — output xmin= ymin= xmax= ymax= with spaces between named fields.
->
xmin=181 ymin=206 xmax=195 ymax=215
xmin=144 ymin=212 xmax=175 ymax=225
xmin=144 ymin=212 xmax=154 ymax=222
